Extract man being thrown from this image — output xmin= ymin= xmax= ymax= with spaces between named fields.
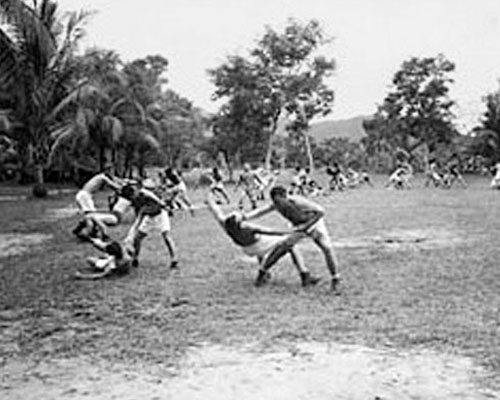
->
xmin=75 ymin=163 xmax=122 ymax=213
xmin=242 ymin=185 xmax=341 ymax=292
xmin=206 ymin=194 xmax=320 ymax=287
xmin=73 ymin=183 xmax=137 ymax=241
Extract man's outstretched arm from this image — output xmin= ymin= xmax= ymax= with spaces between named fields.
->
xmin=205 ymin=194 xmax=228 ymax=228
xmin=243 ymin=203 xmax=275 ymax=221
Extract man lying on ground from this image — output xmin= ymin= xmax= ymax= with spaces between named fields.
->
xmin=74 ymin=235 xmax=136 ymax=280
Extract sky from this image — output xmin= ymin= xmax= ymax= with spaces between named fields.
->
xmin=60 ymin=0 xmax=500 ymax=131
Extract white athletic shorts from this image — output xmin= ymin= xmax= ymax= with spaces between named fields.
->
xmin=138 ymin=210 xmax=171 ymax=234
xmin=284 ymin=218 xmax=332 ymax=247
xmin=88 ymin=255 xmax=116 ymax=271
xmin=76 ymin=190 xmax=96 ymax=213
xmin=306 ymin=218 xmax=332 ymax=246
xmin=242 ymin=235 xmax=283 ymax=258
xmin=113 ymin=197 xmax=132 ymax=216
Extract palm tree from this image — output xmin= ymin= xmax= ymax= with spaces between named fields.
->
xmin=0 ymin=0 xmax=90 ymax=185
xmin=49 ymin=49 xmax=162 ymax=176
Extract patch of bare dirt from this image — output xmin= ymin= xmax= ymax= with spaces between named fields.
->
xmin=333 ymin=228 xmax=465 ymax=251
xmin=0 ymin=233 xmax=52 ymax=258
xmin=1 ymin=342 xmax=497 ymax=400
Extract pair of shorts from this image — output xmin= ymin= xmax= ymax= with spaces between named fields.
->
xmin=112 ymin=197 xmax=132 ymax=216
xmin=138 ymin=209 xmax=171 ymax=234
xmin=76 ymin=190 xmax=96 ymax=213
xmin=286 ymin=218 xmax=332 ymax=247
xmin=241 ymin=235 xmax=284 ymax=258
xmin=305 ymin=218 xmax=332 ymax=245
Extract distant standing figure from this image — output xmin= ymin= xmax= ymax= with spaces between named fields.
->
xmin=209 ymin=167 xmax=231 ymax=204
xmin=164 ymin=167 xmax=195 ymax=214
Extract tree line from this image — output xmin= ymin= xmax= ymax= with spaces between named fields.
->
xmin=1 ymin=0 xmax=500 ymax=193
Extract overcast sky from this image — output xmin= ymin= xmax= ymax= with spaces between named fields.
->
xmin=61 ymin=0 xmax=500 ymax=131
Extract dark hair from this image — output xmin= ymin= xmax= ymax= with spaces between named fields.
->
xmin=225 ymin=215 xmax=238 ymax=229
xmin=105 ymin=241 xmax=123 ymax=259
xmin=120 ymin=184 xmax=136 ymax=200
xmin=270 ymin=186 xmax=287 ymax=199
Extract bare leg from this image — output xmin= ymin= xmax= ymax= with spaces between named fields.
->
xmin=133 ymin=231 xmax=147 ymax=261
xmin=213 ymin=187 xmax=231 ymax=204
xmin=312 ymin=233 xmax=341 ymax=292
xmin=161 ymin=231 xmax=178 ymax=268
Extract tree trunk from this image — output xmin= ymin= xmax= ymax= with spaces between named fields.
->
xmin=265 ymin=133 xmax=273 ymax=170
xmin=34 ymin=163 xmax=44 ymax=184
xmin=264 ymin=111 xmax=281 ymax=170
xmin=303 ymin=132 xmax=314 ymax=171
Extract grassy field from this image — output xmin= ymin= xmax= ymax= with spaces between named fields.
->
xmin=1 ymin=175 xmax=500 ymax=393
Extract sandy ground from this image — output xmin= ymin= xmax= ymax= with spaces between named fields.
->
xmin=1 ymin=342 xmax=498 ymax=400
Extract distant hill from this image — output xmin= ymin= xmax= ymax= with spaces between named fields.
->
xmin=308 ymin=115 xmax=370 ymax=143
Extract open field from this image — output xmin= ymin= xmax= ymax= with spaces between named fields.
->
xmin=1 ymin=175 xmax=500 ymax=399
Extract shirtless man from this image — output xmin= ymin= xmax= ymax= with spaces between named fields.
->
xmin=72 ymin=183 xmax=137 ymax=241
xmin=209 ymin=166 xmax=231 ymax=204
xmin=491 ymin=162 xmax=500 ymax=189
xmin=235 ymin=163 xmax=262 ymax=210
xmin=243 ymin=185 xmax=341 ymax=292
xmin=163 ymin=167 xmax=195 ymax=214
xmin=206 ymin=194 xmax=320 ymax=287
xmin=74 ymin=235 xmax=135 ymax=280
xmin=132 ymin=178 xmax=178 ymax=270
xmin=424 ymin=159 xmax=443 ymax=188
xmin=75 ymin=164 xmax=122 ymax=214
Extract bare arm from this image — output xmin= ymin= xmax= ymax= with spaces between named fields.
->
xmin=243 ymin=203 xmax=275 ymax=221
xmin=102 ymin=175 xmax=122 ymax=191
xmin=240 ymin=221 xmax=292 ymax=236
xmin=89 ymin=237 xmax=108 ymax=252
xmin=140 ymin=188 xmax=168 ymax=209
xmin=288 ymin=196 xmax=325 ymax=232
xmin=205 ymin=195 xmax=227 ymax=227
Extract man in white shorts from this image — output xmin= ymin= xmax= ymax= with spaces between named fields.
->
xmin=132 ymin=178 xmax=178 ymax=269
xmin=73 ymin=183 xmax=137 ymax=241
xmin=75 ymin=164 xmax=122 ymax=213
xmin=206 ymin=194 xmax=320 ymax=287
xmin=491 ymin=162 xmax=500 ymax=189
xmin=243 ymin=185 xmax=340 ymax=292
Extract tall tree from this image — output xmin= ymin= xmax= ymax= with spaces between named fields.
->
xmin=49 ymin=51 xmax=164 ymax=176
xmin=0 ymin=0 xmax=90 ymax=185
xmin=468 ymin=85 xmax=500 ymax=163
xmin=209 ymin=19 xmax=335 ymax=170
xmin=363 ymin=54 xmax=457 ymax=162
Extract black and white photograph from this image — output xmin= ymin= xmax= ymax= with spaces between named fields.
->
xmin=1 ymin=0 xmax=500 ymax=398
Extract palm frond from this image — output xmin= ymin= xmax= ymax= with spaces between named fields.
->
xmin=101 ymin=115 xmax=124 ymax=143
xmin=46 ymin=122 xmax=75 ymax=166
